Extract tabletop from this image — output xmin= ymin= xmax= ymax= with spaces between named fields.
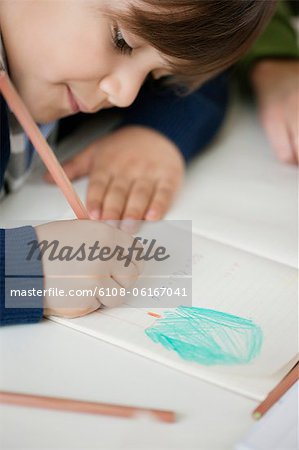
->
xmin=0 ymin=98 xmax=297 ymax=449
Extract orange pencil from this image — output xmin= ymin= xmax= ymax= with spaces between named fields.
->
xmin=252 ymin=362 xmax=299 ymax=420
xmin=0 ymin=391 xmax=176 ymax=423
xmin=0 ymin=69 xmax=89 ymax=219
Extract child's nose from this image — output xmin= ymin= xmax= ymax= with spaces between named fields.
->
xmin=99 ymin=73 xmax=144 ymax=108
xmin=74 ymin=82 xmax=107 ymax=114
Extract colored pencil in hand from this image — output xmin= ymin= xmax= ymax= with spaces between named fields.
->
xmin=0 ymin=69 xmax=89 ymax=219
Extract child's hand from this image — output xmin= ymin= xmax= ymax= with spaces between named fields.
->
xmin=251 ymin=60 xmax=299 ymax=165
xmin=35 ymin=220 xmax=142 ymax=318
xmin=45 ymin=126 xmax=185 ymax=221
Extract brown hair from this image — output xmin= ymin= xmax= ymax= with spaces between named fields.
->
xmin=116 ymin=0 xmax=277 ymax=88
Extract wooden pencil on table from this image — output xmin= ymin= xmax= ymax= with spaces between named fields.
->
xmin=252 ymin=362 xmax=299 ymax=420
xmin=0 ymin=391 xmax=176 ymax=423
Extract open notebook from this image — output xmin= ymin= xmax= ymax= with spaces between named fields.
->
xmin=49 ymin=229 xmax=298 ymax=401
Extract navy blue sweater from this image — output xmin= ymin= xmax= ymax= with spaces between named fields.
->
xmin=0 ymin=75 xmax=228 ymax=326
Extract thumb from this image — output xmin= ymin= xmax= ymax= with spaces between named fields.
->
xmin=44 ymin=296 xmax=102 ymax=318
xmin=44 ymin=146 xmax=95 ymax=183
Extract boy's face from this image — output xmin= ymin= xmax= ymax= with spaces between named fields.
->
xmin=0 ymin=0 xmax=170 ymax=123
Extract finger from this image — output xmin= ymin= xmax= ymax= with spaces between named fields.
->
xmin=119 ymin=219 xmax=141 ymax=235
xmin=112 ymin=257 xmax=140 ymax=289
xmin=122 ymin=179 xmax=154 ymax=221
xmin=120 ymin=179 xmax=154 ymax=234
xmin=44 ymin=295 xmax=101 ymax=319
xmin=87 ymin=169 xmax=112 ymax=220
xmin=286 ymin=109 xmax=299 ymax=165
xmin=287 ymin=126 xmax=298 ymax=165
xmin=44 ymin=147 xmax=94 ymax=183
xmin=112 ymin=226 xmax=144 ymax=276
xmin=145 ymin=180 xmax=177 ymax=221
xmin=262 ymin=112 xmax=295 ymax=164
xmin=101 ymin=177 xmax=133 ymax=221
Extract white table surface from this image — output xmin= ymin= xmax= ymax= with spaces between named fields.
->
xmin=0 ymin=98 xmax=297 ymax=449
xmin=0 ymin=320 xmax=256 ymax=450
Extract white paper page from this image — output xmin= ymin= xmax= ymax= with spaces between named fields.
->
xmin=235 ymin=381 xmax=299 ymax=450
xmin=190 ymin=234 xmax=298 ymax=376
xmin=50 ymin=233 xmax=298 ymax=401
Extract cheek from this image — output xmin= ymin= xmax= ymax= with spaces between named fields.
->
xmin=51 ymin=43 xmax=113 ymax=82
xmin=9 ymin=15 xmax=109 ymax=85
xmin=17 ymin=78 xmax=66 ymax=123
xmin=46 ymin=18 xmax=113 ymax=83
xmin=6 ymin=20 xmax=113 ymax=121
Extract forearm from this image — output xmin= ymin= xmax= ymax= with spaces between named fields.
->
xmin=118 ymin=73 xmax=229 ymax=162
xmin=0 ymin=227 xmax=44 ymax=326
xmin=250 ymin=59 xmax=299 ymax=100
xmin=237 ymin=1 xmax=299 ymax=91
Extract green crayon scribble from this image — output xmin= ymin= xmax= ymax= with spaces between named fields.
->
xmin=145 ymin=306 xmax=262 ymax=365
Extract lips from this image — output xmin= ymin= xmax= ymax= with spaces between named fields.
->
xmin=67 ymin=86 xmax=112 ymax=114
xmin=67 ymin=86 xmax=80 ymax=114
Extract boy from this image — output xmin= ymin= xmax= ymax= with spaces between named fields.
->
xmin=47 ymin=1 xmax=298 ymax=221
xmin=0 ymin=0 xmax=276 ymax=326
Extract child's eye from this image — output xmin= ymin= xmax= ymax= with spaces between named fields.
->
xmin=112 ymin=26 xmax=133 ymax=56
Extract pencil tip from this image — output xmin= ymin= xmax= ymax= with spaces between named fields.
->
xmin=252 ymin=412 xmax=261 ymax=420
xmin=148 ymin=312 xmax=162 ymax=319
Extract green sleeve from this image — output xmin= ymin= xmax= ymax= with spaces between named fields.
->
xmin=237 ymin=1 xmax=299 ymax=83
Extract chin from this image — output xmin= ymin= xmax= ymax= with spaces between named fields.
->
xmin=31 ymin=109 xmax=65 ymax=125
